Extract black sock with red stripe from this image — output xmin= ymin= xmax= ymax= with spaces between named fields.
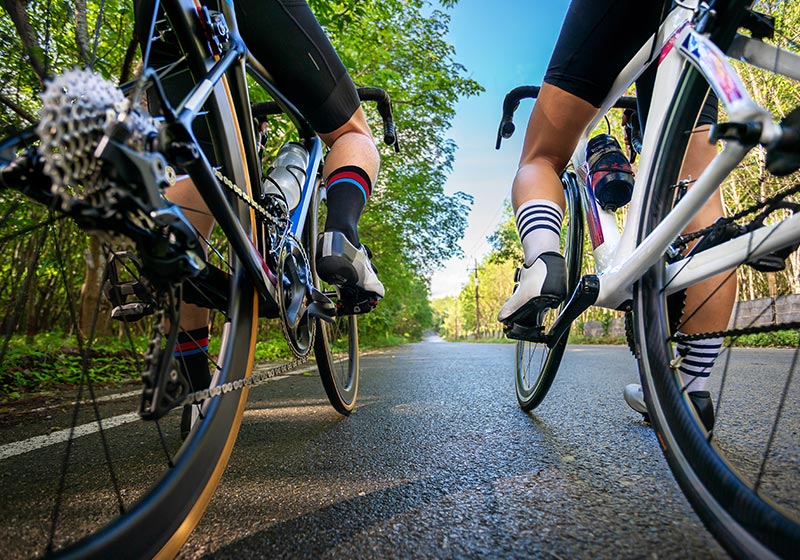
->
xmin=324 ymin=166 xmax=372 ymax=247
xmin=173 ymin=326 xmax=211 ymax=391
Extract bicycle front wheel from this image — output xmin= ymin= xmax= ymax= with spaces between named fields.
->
xmin=515 ymin=171 xmax=584 ymax=411
xmin=307 ymin=182 xmax=360 ymax=414
xmin=633 ymin=5 xmax=800 ymax=556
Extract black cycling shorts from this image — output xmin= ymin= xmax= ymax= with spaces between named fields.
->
xmin=544 ymin=0 xmax=717 ymax=128
xmin=235 ymin=0 xmax=361 ymax=134
xmin=136 ymin=0 xmax=359 ymax=135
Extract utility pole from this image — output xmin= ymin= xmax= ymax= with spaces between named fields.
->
xmin=453 ymin=298 xmax=459 ymax=339
xmin=469 ymin=258 xmax=481 ymax=339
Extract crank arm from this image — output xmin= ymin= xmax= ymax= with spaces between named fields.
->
xmin=547 ymin=274 xmax=600 ymax=349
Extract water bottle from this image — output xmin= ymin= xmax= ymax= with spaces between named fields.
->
xmin=586 ymin=134 xmax=635 ymax=212
xmin=262 ymin=142 xmax=309 ymax=212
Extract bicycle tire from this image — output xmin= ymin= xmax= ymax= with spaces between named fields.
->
xmin=307 ymin=183 xmax=360 ymax=414
xmin=0 ymin=1 xmax=258 ymax=557
xmin=515 ymin=171 xmax=584 ymax=411
xmin=633 ymin=4 xmax=800 ymax=556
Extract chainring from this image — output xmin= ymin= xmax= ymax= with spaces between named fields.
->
xmin=276 ymin=233 xmax=315 ymax=357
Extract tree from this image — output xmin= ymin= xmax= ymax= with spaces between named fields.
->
xmin=307 ymin=0 xmax=481 ymax=342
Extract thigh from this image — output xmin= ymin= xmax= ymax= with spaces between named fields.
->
xmin=544 ymin=0 xmax=666 ymax=108
xmin=518 ymin=83 xmax=598 ymax=172
xmin=235 ymin=0 xmax=360 ymax=134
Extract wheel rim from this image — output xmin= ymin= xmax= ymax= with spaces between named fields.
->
xmin=320 ymin=311 xmax=358 ymax=403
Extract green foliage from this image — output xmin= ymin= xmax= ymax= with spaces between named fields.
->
xmin=487 ymin=201 xmax=523 ymax=265
xmin=0 ymin=331 xmax=142 ymax=397
xmin=304 ymin=0 xmax=481 ymax=341
xmin=732 ymin=330 xmax=800 ymax=348
xmin=0 ymin=0 xmax=138 ymax=129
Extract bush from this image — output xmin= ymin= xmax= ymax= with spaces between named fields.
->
xmin=0 ymin=332 xmax=143 ymax=398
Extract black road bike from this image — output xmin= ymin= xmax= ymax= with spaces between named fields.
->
xmin=0 ymin=0 xmax=397 ymax=556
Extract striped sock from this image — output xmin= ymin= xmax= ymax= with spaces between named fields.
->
xmin=516 ymin=199 xmax=564 ymax=266
xmin=174 ymin=326 xmax=211 ymax=391
xmin=675 ymin=334 xmax=724 ymax=392
xmin=325 ymin=166 xmax=373 ymax=247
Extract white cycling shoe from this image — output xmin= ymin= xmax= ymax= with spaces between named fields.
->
xmin=316 ymin=230 xmax=385 ymax=298
xmin=497 ymin=252 xmax=567 ymax=326
xmin=623 ymin=383 xmax=649 ymax=415
xmin=624 ymin=383 xmax=715 ymax=431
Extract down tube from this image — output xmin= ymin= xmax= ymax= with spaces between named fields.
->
xmin=596 ymin=142 xmax=748 ymax=308
xmin=290 ymin=137 xmax=324 ymax=239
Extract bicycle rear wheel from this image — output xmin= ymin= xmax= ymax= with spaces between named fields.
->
xmin=0 ymin=1 xmax=258 ymax=557
xmin=633 ymin=5 xmax=800 ymax=556
xmin=307 ymin=183 xmax=360 ymax=414
xmin=515 ymin=171 xmax=584 ymax=411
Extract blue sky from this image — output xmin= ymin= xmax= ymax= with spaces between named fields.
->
xmin=429 ymin=0 xmax=571 ymax=298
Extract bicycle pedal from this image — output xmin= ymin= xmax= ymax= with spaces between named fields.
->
xmin=111 ymin=302 xmax=155 ymax=322
xmin=335 ymin=286 xmax=379 ymax=316
xmin=503 ymin=295 xmax=562 ymax=329
xmin=766 ymin=105 xmax=800 ymax=176
xmin=504 ymin=322 xmax=548 ymax=343
xmin=308 ymin=286 xmax=336 ymax=323
xmin=104 ymin=251 xmax=156 ymax=322
xmin=746 ymin=249 xmax=797 ymax=272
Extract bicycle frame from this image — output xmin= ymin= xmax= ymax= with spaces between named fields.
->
xmin=156 ymin=0 xmax=326 ymax=310
xmin=567 ymin=0 xmax=795 ymax=312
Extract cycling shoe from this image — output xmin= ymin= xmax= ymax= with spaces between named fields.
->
xmin=623 ymin=384 xmax=715 ymax=431
xmin=316 ymin=230 xmax=385 ymax=298
xmin=498 ymin=252 xmax=566 ymax=327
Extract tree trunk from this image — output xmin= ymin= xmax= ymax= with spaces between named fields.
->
xmin=79 ymin=235 xmax=112 ymax=338
xmin=0 ymin=0 xmax=47 ymax=86
xmin=119 ymin=35 xmax=140 ymax=84
xmin=74 ymin=0 xmax=91 ymax=66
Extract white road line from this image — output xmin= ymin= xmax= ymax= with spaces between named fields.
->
xmin=1 ymin=369 xmax=307 ymax=461
xmin=26 ymin=389 xmax=141 ymax=414
xmin=0 ymin=412 xmax=140 ymax=461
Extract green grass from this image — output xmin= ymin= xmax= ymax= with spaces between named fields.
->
xmin=730 ymin=330 xmax=800 ymax=348
xmin=445 ymin=328 xmax=799 ymax=349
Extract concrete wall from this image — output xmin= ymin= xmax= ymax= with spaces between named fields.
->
xmin=580 ymin=296 xmax=800 ymax=339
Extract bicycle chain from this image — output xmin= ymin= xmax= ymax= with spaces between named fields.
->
xmin=672 ymin=321 xmax=800 ymax=343
xmin=675 ymin=180 xmax=800 ymax=246
xmin=180 ymin=355 xmax=309 ymax=406
xmin=668 ymin=183 xmax=800 ymax=342
xmin=172 ymin=168 xmax=310 ymax=405
xmin=213 ymin=168 xmax=286 ymax=229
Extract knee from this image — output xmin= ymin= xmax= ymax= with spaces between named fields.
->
xmin=320 ymin=108 xmax=374 ymax=148
xmin=516 ymin=153 xmax=566 ymax=178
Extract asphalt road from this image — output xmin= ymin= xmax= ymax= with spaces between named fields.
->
xmin=183 ymin=340 xmax=727 ymax=559
xmin=3 ymin=338 xmax=798 ymax=559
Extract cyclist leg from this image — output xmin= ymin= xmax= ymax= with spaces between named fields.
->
xmin=236 ymin=0 xmax=383 ymax=299
xmin=134 ymin=0 xmax=215 ymax=397
xmin=677 ymin=126 xmax=736 ymax=390
xmin=624 ymin=116 xmax=735 ymax=427
xmin=165 ymin=178 xmax=214 ymax=385
xmin=499 ymin=0 xmax=665 ymax=326
xmin=497 ymin=84 xmax=596 ymax=325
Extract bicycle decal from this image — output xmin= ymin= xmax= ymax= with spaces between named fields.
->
xmin=658 ymin=20 xmax=689 ymax=64
xmin=681 ymin=30 xmax=746 ymax=106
